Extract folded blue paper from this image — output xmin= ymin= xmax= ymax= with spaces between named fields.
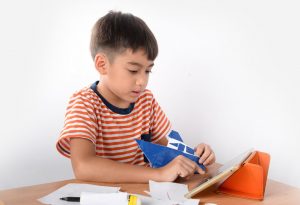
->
xmin=136 ymin=130 xmax=205 ymax=171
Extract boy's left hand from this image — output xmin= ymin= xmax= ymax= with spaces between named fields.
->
xmin=194 ymin=143 xmax=215 ymax=166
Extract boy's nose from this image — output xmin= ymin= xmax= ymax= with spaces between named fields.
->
xmin=136 ymin=75 xmax=147 ymax=86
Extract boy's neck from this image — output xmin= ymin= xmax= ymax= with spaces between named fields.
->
xmin=96 ymin=82 xmax=131 ymax=109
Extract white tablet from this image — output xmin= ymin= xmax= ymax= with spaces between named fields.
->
xmin=185 ymin=149 xmax=253 ymax=199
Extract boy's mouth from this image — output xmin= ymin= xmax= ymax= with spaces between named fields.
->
xmin=132 ymin=90 xmax=141 ymax=96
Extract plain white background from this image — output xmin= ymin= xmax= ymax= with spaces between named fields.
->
xmin=0 ymin=0 xmax=299 ymax=190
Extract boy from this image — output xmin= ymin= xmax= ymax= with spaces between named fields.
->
xmin=56 ymin=11 xmax=215 ymax=183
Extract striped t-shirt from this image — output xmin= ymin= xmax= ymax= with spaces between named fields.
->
xmin=56 ymin=81 xmax=171 ymax=166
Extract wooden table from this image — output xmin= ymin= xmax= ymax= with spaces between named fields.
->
xmin=1 ymin=175 xmax=299 ymax=205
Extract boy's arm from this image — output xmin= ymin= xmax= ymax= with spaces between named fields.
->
xmin=70 ymin=138 xmax=203 ymax=183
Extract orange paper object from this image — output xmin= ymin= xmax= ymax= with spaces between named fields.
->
xmin=218 ymin=151 xmax=270 ymax=200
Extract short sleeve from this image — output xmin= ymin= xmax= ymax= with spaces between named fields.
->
xmin=56 ymin=91 xmax=98 ymax=158
xmin=149 ymin=95 xmax=172 ymax=143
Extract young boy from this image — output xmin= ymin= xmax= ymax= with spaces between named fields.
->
xmin=56 ymin=11 xmax=215 ymax=183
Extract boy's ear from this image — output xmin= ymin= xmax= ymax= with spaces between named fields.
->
xmin=94 ymin=53 xmax=109 ymax=75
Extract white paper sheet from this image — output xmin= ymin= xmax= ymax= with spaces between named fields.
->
xmin=38 ymin=183 xmax=120 ymax=205
xmin=80 ymin=192 xmax=128 ymax=205
xmin=149 ymin=180 xmax=188 ymax=202
xmin=135 ymin=194 xmax=200 ymax=205
xmin=147 ymin=180 xmax=200 ymax=205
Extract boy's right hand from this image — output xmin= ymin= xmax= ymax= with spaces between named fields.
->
xmin=158 ymin=155 xmax=205 ymax=182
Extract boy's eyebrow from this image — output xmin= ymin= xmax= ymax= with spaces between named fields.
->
xmin=127 ymin=61 xmax=154 ymax=68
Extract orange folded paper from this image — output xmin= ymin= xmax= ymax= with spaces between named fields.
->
xmin=217 ymin=151 xmax=270 ymax=200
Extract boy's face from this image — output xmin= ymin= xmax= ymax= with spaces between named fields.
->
xmin=97 ymin=49 xmax=154 ymax=108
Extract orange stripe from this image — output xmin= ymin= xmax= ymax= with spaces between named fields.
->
xmin=101 ymin=120 xmax=149 ymax=130
xmin=152 ymin=119 xmax=170 ymax=141
xmin=66 ymin=102 xmax=95 ymax=111
xmin=67 ymin=99 xmax=96 ymax=111
xmin=77 ymin=108 xmax=150 ymax=122
xmin=59 ymin=139 xmax=70 ymax=151
xmin=101 ymin=148 xmax=141 ymax=156
xmin=99 ymin=144 xmax=140 ymax=151
xmin=101 ymin=124 xmax=142 ymax=135
xmin=97 ymin=153 xmax=143 ymax=161
xmin=153 ymin=116 xmax=168 ymax=135
xmin=99 ymin=112 xmax=150 ymax=124
xmin=65 ymin=116 xmax=97 ymax=125
xmin=97 ymin=143 xmax=138 ymax=150
xmin=96 ymin=105 xmax=151 ymax=120
xmin=64 ymin=120 xmax=98 ymax=128
xmin=62 ymin=134 xmax=96 ymax=144
xmin=100 ymin=139 xmax=137 ymax=146
xmin=64 ymin=124 xmax=97 ymax=132
xmin=65 ymin=110 xmax=96 ymax=118
xmin=132 ymin=158 xmax=147 ymax=165
xmin=62 ymin=129 xmax=96 ymax=138
xmin=151 ymin=110 xmax=165 ymax=132
xmin=101 ymin=133 xmax=141 ymax=140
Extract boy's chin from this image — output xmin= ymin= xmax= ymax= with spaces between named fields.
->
xmin=128 ymin=95 xmax=140 ymax=102
xmin=129 ymin=99 xmax=138 ymax=103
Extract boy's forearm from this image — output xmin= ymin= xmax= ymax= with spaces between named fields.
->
xmin=73 ymin=156 xmax=161 ymax=183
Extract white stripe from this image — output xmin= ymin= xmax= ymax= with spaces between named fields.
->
xmin=66 ymin=112 xmax=97 ymax=122
xmin=101 ymin=121 xmax=144 ymax=132
xmin=152 ymin=109 xmax=164 ymax=130
xmin=62 ymin=126 xmax=97 ymax=138
xmin=100 ymin=146 xmax=138 ymax=154
xmin=62 ymin=132 xmax=96 ymax=143
xmin=96 ymin=101 xmax=151 ymax=119
xmin=67 ymin=107 xmax=96 ymax=117
xmin=99 ymin=110 xmax=151 ymax=125
xmin=65 ymin=117 xmax=98 ymax=129
xmin=69 ymin=95 xmax=98 ymax=108
xmin=132 ymin=158 xmax=146 ymax=165
xmin=152 ymin=117 xmax=169 ymax=139
xmin=99 ymin=138 xmax=139 ymax=144
xmin=101 ymin=130 xmax=142 ymax=139
xmin=67 ymin=106 xmax=96 ymax=115
xmin=115 ymin=153 xmax=144 ymax=163
xmin=103 ymin=151 xmax=138 ymax=159
xmin=96 ymin=140 xmax=137 ymax=148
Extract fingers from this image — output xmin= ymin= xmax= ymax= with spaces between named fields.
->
xmin=160 ymin=155 xmax=207 ymax=182
xmin=174 ymin=155 xmax=205 ymax=177
xmin=194 ymin=143 xmax=205 ymax=157
xmin=175 ymin=156 xmax=194 ymax=177
xmin=203 ymin=151 xmax=215 ymax=165
xmin=196 ymin=165 xmax=205 ymax=175
xmin=195 ymin=143 xmax=216 ymax=165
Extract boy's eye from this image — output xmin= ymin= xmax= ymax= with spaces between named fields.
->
xmin=128 ymin=70 xmax=138 ymax=73
xmin=128 ymin=69 xmax=152 ymax=74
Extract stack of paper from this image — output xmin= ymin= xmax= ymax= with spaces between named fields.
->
xmin=38 ymin=181 xmax=200 ymax=205
xmin=80 ymin=192 xmax=128 ymax=205
xmin=38 ymin=183 xmax=120 ymax=205
xmin=141 ymin=180 xmax=199 ymax=205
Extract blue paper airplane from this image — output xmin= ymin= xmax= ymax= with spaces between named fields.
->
xmin=136 ymin=130 xmax=205 ymax=171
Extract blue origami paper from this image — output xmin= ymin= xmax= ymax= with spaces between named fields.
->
xmin=136 ymin=130 xmax=205 ymax=171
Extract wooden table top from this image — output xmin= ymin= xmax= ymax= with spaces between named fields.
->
xmin=1 ymin=175 xmax=299 ymax=205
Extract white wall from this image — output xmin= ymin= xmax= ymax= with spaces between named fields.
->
xmin=1 ymin=0 xmax=299 ymax=190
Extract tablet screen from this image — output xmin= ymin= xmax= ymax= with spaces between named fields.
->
xmin=185 ymin=149 xmax=253 ymax=198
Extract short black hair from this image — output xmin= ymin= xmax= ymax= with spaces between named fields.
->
xmin=90 ymin=11 xmax=158 ymax=62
